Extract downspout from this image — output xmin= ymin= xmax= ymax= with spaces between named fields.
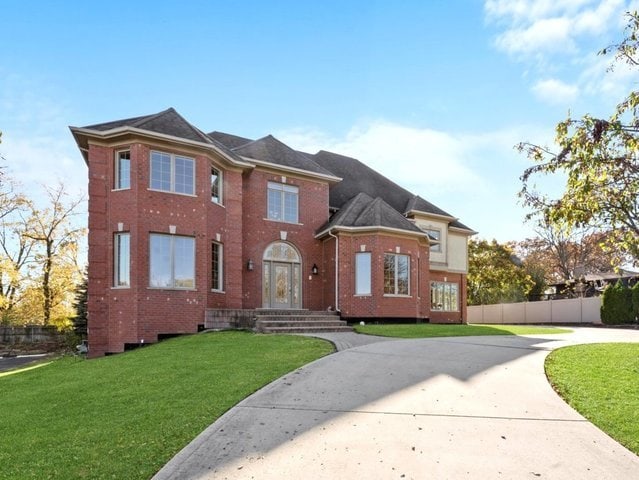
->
xmin=327 ymin=229 xmax=339 ymax=312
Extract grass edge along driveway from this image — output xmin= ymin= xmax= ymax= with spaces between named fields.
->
xmin=545 ymin=343 xmax=639 ymax=456
xmin=354 ymin=323 xmax=571 ymax=338
xmin=0 ymin=331 xmax=334 ymax=480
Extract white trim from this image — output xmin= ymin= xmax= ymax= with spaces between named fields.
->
xmin=240 ymin=156 xmax=342 ymax=182
xmin=315 ymin=225 xmax=429 ymax=240
xmin=70 ymin=126 xmax=254 ymax=168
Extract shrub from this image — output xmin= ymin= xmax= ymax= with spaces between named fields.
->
xmin=601 ymin=280 xmax=634 ymax=325
xmin=632 ymin=281 xmax=639 ymax=323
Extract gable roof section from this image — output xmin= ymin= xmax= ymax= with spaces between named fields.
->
xmin=316 ymin=192 xmax=425 ymax=238
xmin=71 ymin=108 xmax=247 ymax=166
xmin=234 ymin=135 xmax=338 ymax=179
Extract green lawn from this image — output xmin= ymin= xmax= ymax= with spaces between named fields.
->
xmin=0 ymin=331 xmax=333 ymax=480
xmin=354 ymin=323 xmax=571 ymax=338
xmin=545 ymin=343 xmax=639 ymax=455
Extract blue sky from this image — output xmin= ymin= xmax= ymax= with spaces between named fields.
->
xmin=1 ymin=0 xmax=636 ymax=242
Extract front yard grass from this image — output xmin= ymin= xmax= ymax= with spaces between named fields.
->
xmin=0 ymin=331 xmax=333 ymax=480
xmin=545 ymin=343 xmax=639 ymax=455
xmin=354 ymin=323 xmax=571 ymax=338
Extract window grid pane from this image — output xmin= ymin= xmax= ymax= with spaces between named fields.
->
xmin=431 ymin=282 xmax=459 ymax=311
xmin=268 ymin=189 xmax=282 ymax=220
xmin=212 ymin=242 xmax=223 ymax=290
xmin=151 ymin=152 xmax=171 ymax=191
xmin=384 ymin=253 xmax=410 ymax=295
xmin=174 ymin=156 xmax=194 ymax=195
xmin=150 ymin=234 xmax=172 ymax=287
xmin=116 ymin=151 xmax=130 ymax=189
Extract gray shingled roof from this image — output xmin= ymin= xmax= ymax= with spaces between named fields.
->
xmin=318 ymin=192 xmax=425 ymax=235
xmin=208 ymin=131 xmax=253 ymax=149
xmin=79 ymin=108 xmax=245 ymax=163
xmin=234 ymin=135 xmax=336 ymax=177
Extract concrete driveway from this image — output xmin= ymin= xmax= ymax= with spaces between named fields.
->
xmin=153 ymin=327 xmax=639 ymax=479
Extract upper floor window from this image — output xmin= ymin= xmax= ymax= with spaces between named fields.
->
xmin=114 ymin=232 xmax=130 ymax=287
xmin=425 ymin=228 xmax=441 ymax=252
xmin=211 ymin=167 xmax=222 ymax=204
xmin=384 ymin=253 xmax=410 ymax=295
xmin=267 ymin=182 xmax=298 ymax=223
xmin=115 ymin=150 xmax=130 ymax=190
xmin=431 ymin=281 xmax=459 ymax=311
xmin=355 ymin=252 xmax=371 ymax=295
xmin=149 ymin=234 xmax=195 ymax=289
xmin=150 ymin=151 xmax=195 ymax=195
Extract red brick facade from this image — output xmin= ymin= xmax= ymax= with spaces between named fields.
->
xmin=77 ymin=121 xmax=471 ymax=357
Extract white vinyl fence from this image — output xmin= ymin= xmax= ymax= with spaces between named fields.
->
xmin=468 ymin=296 xmax=601 ymax=325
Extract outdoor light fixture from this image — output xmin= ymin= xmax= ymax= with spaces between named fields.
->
xmin=247 ymin=259 xmax=254 ymax=271
xmin=312 ymin=263 xmax=319 ymax=275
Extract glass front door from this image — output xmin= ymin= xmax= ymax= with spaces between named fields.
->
xmin=262 ymin=242 xmax=302 ymax=309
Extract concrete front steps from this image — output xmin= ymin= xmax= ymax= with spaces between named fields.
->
xmin=254 ymin=309 xmax=352 ymax=334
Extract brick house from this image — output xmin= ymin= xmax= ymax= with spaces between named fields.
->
xmin=71 ymin=108 xmax=475 ymax=357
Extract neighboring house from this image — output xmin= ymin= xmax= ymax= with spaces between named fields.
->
xmin=71 ymin=108 xmax=476 ymax=357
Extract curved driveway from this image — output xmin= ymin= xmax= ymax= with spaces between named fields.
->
xmin=154 ymin=327 xmax=639 ymax=479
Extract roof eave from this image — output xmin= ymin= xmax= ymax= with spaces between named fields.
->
xmin=315 ymin=225 xmax=429 ymax=240
xmin=405 ymin=209 xmax=457 ymax=222
xmin=69 ymin=126 xmax=254 ymax=168
xmin=239 ymin=156 xmax=342 ymax=183
xmin=449 ymin=226 xmax=478 ymax=236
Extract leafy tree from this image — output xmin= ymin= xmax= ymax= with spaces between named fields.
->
xmin=515 ymin=222 xmax=613 ymax=284
xmin=23 ymin=183 xmax=85 ymax=325
xmin=72 ymin=268 xmax=87 ymax=336
xmin=467 ymin=239 xmax=535 ymax=305
xmin=601 ymin=280 xmax=634 ymax=325
xmin=518 ymin=11 xmax=639 ymax=266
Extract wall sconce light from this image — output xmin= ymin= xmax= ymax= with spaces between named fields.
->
xmin=247 ymin=259 xmax=254 ymax=271
xmin=311 ymin=263 xmax=319 ymax=275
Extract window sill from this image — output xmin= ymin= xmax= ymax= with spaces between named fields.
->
xmin=354 ymin=294 xmax=372 ymax=297
xmin=112 ymin=188 xmax=131 ymax=192
xmin=263 ymin=218 xmax=303 ymax=226
xmin=111 ymin=286 xmax=131 ymax=290
xmin=147 ymin=188 xmax=197 ymax=198
xmin=383 ymin=294 xmax=412 ymax=298
xmin=211 ymin=289 xmax=225 ymax=294
xmin=147 ymin=287 xmax=197 ymax=291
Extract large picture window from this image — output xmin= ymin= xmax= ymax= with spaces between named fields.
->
xmin=431 ymin=281 xmax=459 ymax=311
xmin=211 ymin=242 xmax=223 ymax=291
xmin=150 ymin=151 xmax=195 ymax=195
xmin=384 ymin=253 xmax=410 ymax=295
xmin=267 ymin=182 xmax=298 ymax=223
xmin=115 ymin=150 xmax=131 ymax=190
xmin=355 ymin=252 xmax=371 ymax=295
xmin=149 ymin=234 xmax=195 ymax=289
xmin=114 ymin=232 xmax=130 ymax=287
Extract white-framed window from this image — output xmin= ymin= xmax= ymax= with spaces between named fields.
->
xmin=355 ymin=252 xmax=371 ymax=295
xmin=149 ymin=234 xmax=195 ymax=289
xmin=115 ymin=150 xmax=131 ymax=190
xmin=211 ymin=241 xmax=223 ymax=291
xmin=150 ymin=151 xmax=195 ymax=195
xmin=425 ymin=228 xmax=441 ymax=252
xmin=211 ymin=167 xmax=222 ymax=204
xmin=267 ymin=182 xmax=298 ymax=223
xmin=114 ymin=232 xmax=130 ymax=287
xmin=431 ymin=281 xmax=459 ymax=311
xmin=384 ymin=253 xmax=410 ymax=295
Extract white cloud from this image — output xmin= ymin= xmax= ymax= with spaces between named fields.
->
xmin=532 ymin=78 xmax=580 ymax=104
xmin=276 ymin=120 xmax=555 ymax=242
xmin=488 ymin=0 xmax=625 ymax=56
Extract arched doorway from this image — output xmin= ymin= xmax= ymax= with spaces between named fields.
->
xmin=262 ymin=242 xmax=302 ymax=309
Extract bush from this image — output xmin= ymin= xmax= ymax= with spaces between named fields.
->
xmin=601 ymin=280 xmax=634 ymax=325
xmin=632 ymin=282 xmax=639 ymax=323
